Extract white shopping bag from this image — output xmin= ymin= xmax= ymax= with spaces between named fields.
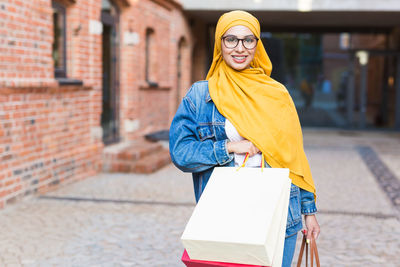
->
xmin=181 ymin=167 xmax=291 ymax=267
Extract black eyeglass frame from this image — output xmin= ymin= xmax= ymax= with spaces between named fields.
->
xmin=221 ymin=35 xmax=259 ymax=50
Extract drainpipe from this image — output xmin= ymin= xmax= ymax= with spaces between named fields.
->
xmin=356 ymin=51 xmax=369 ymax=129
xmin=347 ymin=53 xmax=355 ymax=128
xmin=395 ymin=55 xmax=400 ymax=130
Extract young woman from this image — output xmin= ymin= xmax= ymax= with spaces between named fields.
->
xmin=169 ymin=10 xmax=320 ymax=267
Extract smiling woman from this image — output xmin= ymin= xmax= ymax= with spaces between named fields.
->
xmin=170 ymin=10 xmax=320 ymax=267
xmin=221 ymin=25 xmax=258 ymax=70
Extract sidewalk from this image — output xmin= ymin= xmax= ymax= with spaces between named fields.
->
xmin=0 ymin=129 xmax=399 ymax=266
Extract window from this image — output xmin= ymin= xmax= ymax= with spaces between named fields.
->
xmin=52 ymin=1 xmax=67 ymax=78
xmin=145 ymin=28 xmax=158 ymax=87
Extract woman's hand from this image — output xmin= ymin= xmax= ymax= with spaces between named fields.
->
xmin=227 ymin=140 xmax=260 ymax=157
xmin=304 ymin=214 xmax=320 ymax=241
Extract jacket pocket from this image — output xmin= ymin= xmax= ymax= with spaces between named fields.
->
xmin=197 ymin=125 xmax=215 ymax=141
xmin=286 ymin=184 xmax=301 ymax=228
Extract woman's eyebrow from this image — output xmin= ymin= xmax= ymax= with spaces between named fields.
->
xmin=223 ymin=34 xmax=256 ymax=38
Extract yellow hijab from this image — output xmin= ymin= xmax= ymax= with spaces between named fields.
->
xmin=206 ymin=10 xmax=316 ymax=197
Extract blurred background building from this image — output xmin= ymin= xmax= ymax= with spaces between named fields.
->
xmin=0 ymin=0 xmax=400 ymax=207
xmin=184 ymin=0 xmax=400 ymax=130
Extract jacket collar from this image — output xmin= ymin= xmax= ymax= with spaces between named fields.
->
xmin=205 ymin=91 xmax=212 ymax=102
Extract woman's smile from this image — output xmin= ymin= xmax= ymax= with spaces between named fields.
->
xmin=232 ymin=55 xmax=247 ymax=63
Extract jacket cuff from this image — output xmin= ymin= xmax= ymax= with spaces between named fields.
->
xmin=301 ymin=201 xmax=317 ymax=215
xmin=214 ymin=139 xmax=234 ymax=165
xmin=300 ymin=188 xmax=317 ymax=215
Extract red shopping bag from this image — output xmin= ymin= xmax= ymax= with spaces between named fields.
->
xmin=182 ymin=250 xmax=268 ymax=267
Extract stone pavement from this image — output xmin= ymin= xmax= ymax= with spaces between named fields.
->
xmin=0 ymin=129 xmax=399 ymax=267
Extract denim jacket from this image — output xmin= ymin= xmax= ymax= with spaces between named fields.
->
xmin=169 ymin=80 xmax=317 ymax=237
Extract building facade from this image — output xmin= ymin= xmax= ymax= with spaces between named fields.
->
xmin=2 ymin=0 xmax=400 ymax=208
xmin=182 ymin=0 xmax=400 ymax=130
xmin=0 ymin=0 xmax=193 ymax=208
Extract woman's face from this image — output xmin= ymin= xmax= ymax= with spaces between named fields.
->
xmin=221 ymin=25 xmax=257 ymax=71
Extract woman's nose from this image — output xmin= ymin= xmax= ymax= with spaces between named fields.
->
xmin=235 ymin=41 xmax=245 ymax=52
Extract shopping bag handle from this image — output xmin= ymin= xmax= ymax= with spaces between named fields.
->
xmin=296 ymin=230 xmax=320 ymax=267
xmin=236 ymin=153 xmax=265 ymax=171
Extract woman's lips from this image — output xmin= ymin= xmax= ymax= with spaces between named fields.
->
xmin=232 ymin=55 xmax=247 ymax=63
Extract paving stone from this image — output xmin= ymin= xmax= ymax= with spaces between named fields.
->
xmin=0 ymin=130 xmax=399 ymax=266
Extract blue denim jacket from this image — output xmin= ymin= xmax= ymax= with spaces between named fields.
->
xmin=169 ymin=80 xmax=317 ymax=237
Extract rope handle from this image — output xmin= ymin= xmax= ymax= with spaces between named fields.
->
xmin=236 ymin=152 xmax=265 ymax=171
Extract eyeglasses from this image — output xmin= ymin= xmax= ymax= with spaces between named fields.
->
xmin=221 ymin=35 xmax=259 ymax=49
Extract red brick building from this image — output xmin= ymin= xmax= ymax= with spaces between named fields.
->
xmin=0 ymin=0 xmax=193 ymax=208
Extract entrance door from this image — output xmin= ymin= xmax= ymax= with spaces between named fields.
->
xmin=350 ymin=51 xmax=400 ymax=129
xmin=101 ymin=0 xmax=119 ymax=144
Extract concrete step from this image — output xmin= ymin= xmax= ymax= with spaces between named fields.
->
xmin=132 ymin=149 xmax=171 ymax=173
xmin=117 ymin=141 xmax=163 ymax=161
xmin=102 ymin=139 xmax=171 ymax=173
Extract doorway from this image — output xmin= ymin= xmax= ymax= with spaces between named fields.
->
xmin=349 ymin=50 xmax=400 ymax=129
xmin=101 ymin=0 xmax=120 ymax=144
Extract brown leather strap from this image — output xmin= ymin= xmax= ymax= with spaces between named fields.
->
xmin=306 ymin=240 xmax=309 ymax=267
xmin=296 ymin=235 xmax=306 ymax=267
xmin=310 ymin=238 xmax=313 ymax=267
xmin=297 ymin=233 xmax=320 ymax=267
xmin=312 ymin=236 xmax=320 ymax=267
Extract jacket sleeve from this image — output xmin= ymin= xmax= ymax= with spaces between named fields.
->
xmin=169 ymin=91 xmax=233 ymax=173
xmin=300 ymin=188 xmax=317 ymax=215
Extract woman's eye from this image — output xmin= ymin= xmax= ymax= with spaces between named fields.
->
xmin=244 ymin=38 xmax=255 ymax=44
xmin=226 ymin=37 xmax=237 ymax=43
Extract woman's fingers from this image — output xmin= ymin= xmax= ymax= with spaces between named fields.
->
xmin=305 ymin=215 xmax=320 ymax=241
xmin=227 ymin=140 xmax=260 ymax=156
xmin=248 ymin=141 xmax=260 ymax=156
xmin=314 ymin=229 xmax=320 ymax=240
xmin=307 ymin=226 xmax=320 ymax=241
xmin=248 ymin=145 xmax=260 ymax=157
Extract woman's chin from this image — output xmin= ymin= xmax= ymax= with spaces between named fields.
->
xmin=230 ymin=62 xmax=251 ymax=71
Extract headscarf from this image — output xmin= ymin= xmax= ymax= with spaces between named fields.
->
xmin=206 ymin=10 xmax=316 ymax=197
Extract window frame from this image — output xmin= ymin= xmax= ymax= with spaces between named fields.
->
xmin=145 ymin=28 xmax=158 ymax=87
xmin=52 ymin=1 xmax=67 ymax=78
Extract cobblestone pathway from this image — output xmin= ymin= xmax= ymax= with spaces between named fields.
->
xmin=0 ymin=130 xmax=399 ymax=266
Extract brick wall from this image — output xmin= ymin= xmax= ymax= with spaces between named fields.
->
xmin=0 ymin=0 xmax=193 ymax=209
xmin=169 ymin=7 xmax=193 ymax=124
xmin=0 ymin=0 xmax=104 ymax=209
xmin=0 ymin=0 xmax=55 ymax=87
xmin=0 ymin=86 xmax=102 ymax=208
xmin=118 ymin=0 xmax=192 ymax=140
